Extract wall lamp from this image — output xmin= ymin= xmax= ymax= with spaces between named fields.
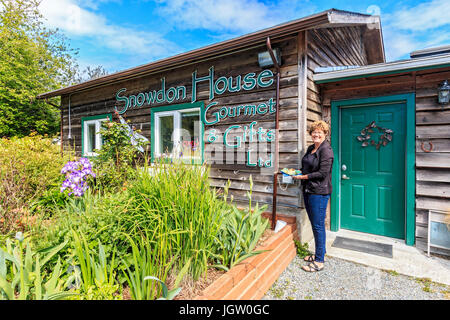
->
xmin=258 ymin=48 xmax=281 ymax=68
xmin=438 ymin=80 xmax=450 ymax=105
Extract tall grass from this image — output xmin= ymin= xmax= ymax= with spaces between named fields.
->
xmin=125 ymin=159 xmax=232 ymax=280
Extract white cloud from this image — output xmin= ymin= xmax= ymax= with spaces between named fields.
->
xmin=40 ymin=0 xmax=105 ymax=35
xmin=387 ymin=0 xmax=450 ymax=31
xmin=39 ymin=0 xmax=179 ymax=59
xmin=156 ymin=0 xmax=275 ymax=33
xmin=383 ymin=30 xmax=417 ymax=61
xmin=380 ymin=0 xmax=450 ymax=61
xmin=155 ymin=0 xmax=316 ymax=34
xmin=78 ymin=0 xmax=122 ymax=11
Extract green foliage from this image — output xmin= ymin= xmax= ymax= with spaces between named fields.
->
xmin=69 ymin=283 xmax=122 ymax=300
xmin=93 ymin=120 xmax=148 ymax=192
xmin=71 ymin=231 xmax=117 ymax=291
xmin=212 ymin=176 xmax=269 ymax=271
xmin=294 ymin=240 xmax=311 ymax=258
xmin=69 ymin=230 xmax=121 ymax=300
xmin=126 ymin=159 xmax=230 ymax=280
xmin=0 ymin=234 xmax=76 ymax=300
xmin=31 ymin=155 xmax=270 ymax=299
xmin=121 ymin=233 xmax=172 ymax=300
xmin=0 ymin=134 xmax=71 ymax=233
xmin=32 ymin=189 xmax=131 ymax=270
xmin=96 ymin=120 xmax=145 ymax=167
xmin=0 ymin=0 xmax=78 ymax=137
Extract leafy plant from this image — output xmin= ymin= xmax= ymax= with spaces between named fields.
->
xmin=0 ymin=233 xmax=76 ymax=300
xmin=0 ymin=134 xmax=72 ymax=233
xmin=93 ymin=120 xmax=148 ymax=192
xmin=126 ymin=159 xmax=229 ymax=280
xmin=70 ymin=230 xmax=119 ymax=297
xmin=294 ymin=240 xmax=311 ymax=259
xmin=0 ymin=0 xmax=78 ymax=138
xmin=121 ymin=233 xmax=172 ymax=300
xmin=69 ymin=230 xmax=121 ymax=300
xmin=213 ymin=176 xmax=269 ymax=271
xmin=144 ymin=258 xmax=191 ymax=300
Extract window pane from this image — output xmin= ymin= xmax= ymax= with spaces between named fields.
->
xmin=87 ymin=123 xmax=96 ymax=153
xmin=159 ymin=115 xmax=174 ymax=155
xmin=180 ymin=110 xmax=200 ymax=160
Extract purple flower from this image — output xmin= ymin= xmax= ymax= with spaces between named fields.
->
xmin=60 ymin=158 xmax=95 ymax=197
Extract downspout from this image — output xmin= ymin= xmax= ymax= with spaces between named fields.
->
xmin=266 ymin=37 xmax=281 ymax=230
xmin=45 ymin=98 xmax=63 ymax=157
xmin=68 ymin=93 xmax=73 ymax=140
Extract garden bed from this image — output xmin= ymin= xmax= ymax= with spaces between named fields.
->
xmin=194 ymin=214 xmax=297 ymax=300
xmin=0 ymin=133 xmax=287 ymax=300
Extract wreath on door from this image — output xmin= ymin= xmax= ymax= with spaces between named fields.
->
xmin=357 ymin=121 xmax=393 ymax=150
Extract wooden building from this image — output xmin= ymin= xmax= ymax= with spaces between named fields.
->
xmin=39 ymin=8 xmax=449 ymax=252
xmin=314 ymin=47 xmax=450 ymax=255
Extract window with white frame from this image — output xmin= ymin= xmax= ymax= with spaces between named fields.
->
xmin=153 ymin=107 xmax=202 ymax=163
xmin=82 ymin=115 xmax=111 ymax=157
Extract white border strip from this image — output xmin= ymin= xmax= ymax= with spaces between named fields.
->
xmin=314 ymin=54 xmax=450 ymax=82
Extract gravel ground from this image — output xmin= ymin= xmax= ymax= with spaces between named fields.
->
xmin=263 ymin=255 xmax=450 ymax=300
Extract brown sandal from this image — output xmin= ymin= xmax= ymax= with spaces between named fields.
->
xmin=302 ymin=261 xmax=324 ymax=272
xmin=303 ymin=255 xmax=315 ymax=262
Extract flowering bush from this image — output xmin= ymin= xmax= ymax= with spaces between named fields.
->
xmin=0 ymin=134 xmax=72 ymax=233
xmin=61 ymin=158 xmax=96 ymax=197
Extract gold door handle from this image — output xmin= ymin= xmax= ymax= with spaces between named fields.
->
xmin=342 ymin=174 xmax=350 ymax=180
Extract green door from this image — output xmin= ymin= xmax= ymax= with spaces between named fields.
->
xmin=340 ymin=103 xmax=406 ymax=239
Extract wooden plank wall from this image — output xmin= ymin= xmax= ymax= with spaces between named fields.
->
xmin=60 ymin=36 xmax=302 ymax=213
xmin=414 ymin=68 xmax=450 ymax=255
xmin=59 ymin=27 xmax=373 ymax=215
xmin=307 ymin=26 xmax=368 ymax=145
xmin=320 ymin=66 xmax=450 ymax=255
xmin=204 ymin=36 xmax=301 ymax=211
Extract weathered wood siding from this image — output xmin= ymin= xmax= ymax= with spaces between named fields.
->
xmin=60 ymin=36 xmax=302 ymax=212
xmin=320 ymin=66 xmax=450 ymax=254
xmin=59 ymin=26 xmax=376 ymax=216
xmin=306 ymin=26 xmax=368 ymax=144
xmin=204 ymin=36 xmax=301 ymax=211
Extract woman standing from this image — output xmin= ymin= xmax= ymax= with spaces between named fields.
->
xmin=293 ymin=120 xmax=334 ymax=272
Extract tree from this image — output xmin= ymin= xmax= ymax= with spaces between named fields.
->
xmin=75 ymin=65 xmax=109 ymax=83
xmin=0 ymin=0 xmax=78 ymax=137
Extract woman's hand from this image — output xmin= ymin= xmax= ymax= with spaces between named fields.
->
xmin=293 ymin=174 xmax=308 ymax=180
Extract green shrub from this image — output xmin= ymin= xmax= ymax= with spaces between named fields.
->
xmin=294 ymin=240 xmax=311 ymax=258
xmin=0 ymin=134 xmax=72 ymax=233
xmin=34 ymin=157 xmax=270 ymax=298
xmin=32 ymin=189 xmax=133 ymax=269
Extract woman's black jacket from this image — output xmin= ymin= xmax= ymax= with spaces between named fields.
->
xmin=301 ymin=140 xmax=334 ymax=195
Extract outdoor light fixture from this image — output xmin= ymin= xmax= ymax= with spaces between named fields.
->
xmin=438 ymin=80 xmax=450 ymax=105
xmin=258 ymin=48 xmax=281 ymax=68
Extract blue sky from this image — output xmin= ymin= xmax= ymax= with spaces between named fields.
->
xmin=37 ymin=0 xmax=450 ymax=74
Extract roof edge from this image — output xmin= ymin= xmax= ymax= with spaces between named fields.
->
xmin=313 ymin=53 xmax=450 ymax=83
xmin=38 ymin=9 xmax=382 ymax=99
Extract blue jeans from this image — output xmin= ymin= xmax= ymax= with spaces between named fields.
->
xmin=303 ymin=192 xmax=330 ymax=263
